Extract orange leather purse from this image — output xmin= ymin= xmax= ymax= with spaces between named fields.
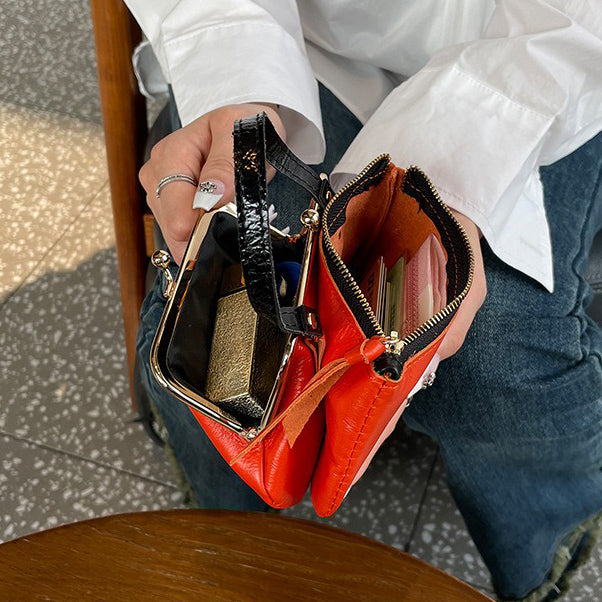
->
xmin=150 ymin=113 xmax=473 ymax=516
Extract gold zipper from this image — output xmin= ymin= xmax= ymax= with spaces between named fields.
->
xmin=321 ymin=159 xmax=475 ymax=355
xmin=321 ymin=154 xmax=390 ymax=335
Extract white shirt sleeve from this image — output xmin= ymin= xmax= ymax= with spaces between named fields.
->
xmin=123 ymin=0 xmax=325 ymax=163
xmin=334 ymin=0 xmax=602 ymax=292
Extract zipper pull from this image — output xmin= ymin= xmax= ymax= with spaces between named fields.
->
xmin=384 ymin=331 xmax=405 ymax=355
xmin=375 ymin=332 xmax=404 ymax=379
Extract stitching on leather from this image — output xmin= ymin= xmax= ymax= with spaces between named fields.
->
xmin=326 ymin=378 xmax=389 ymax=515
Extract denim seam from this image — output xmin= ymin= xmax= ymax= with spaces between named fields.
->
xmin=570 ymin=151 xmax=602 ymax=318
xmin=514 ymin=150 xmax=602 ymax=598
xmin=569 ymin=148 xmax=602 ymax=375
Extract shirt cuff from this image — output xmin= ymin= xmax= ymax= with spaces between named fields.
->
xmin=333 ymin=64 xmax=556 ymax=291
xmin=163 ymin=22 xmax=325 ymax=164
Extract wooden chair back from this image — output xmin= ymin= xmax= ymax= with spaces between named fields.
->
xmin=90 ymin=0 xmax=148 ymax=407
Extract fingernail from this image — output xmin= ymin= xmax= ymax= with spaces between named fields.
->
xmin=193 ymin=179 xmax=225 ymax=210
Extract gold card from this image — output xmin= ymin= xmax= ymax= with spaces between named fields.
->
xmin=204 ymin=288 xmax=286 ymax=420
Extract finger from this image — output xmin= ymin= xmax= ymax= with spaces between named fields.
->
xmin=437 ymin=296 xmax=477 ymax=359
xmin=155 ymin=177 xmax=200 ymax=244
xmin=143 ymin=131 xmax=209 ymax=261
xmin=144 ymin=134 xmax=204 ymax=211
xmin=193 ymin=121 xmax=235 ymax=211
xmin=438 ymin=259 xmax=486 ymax=360
xmin=161 ymin=235 xmax=190 ymax=267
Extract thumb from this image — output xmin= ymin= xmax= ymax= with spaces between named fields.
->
xmin=193 ymin=126 xmax=235 ymax=212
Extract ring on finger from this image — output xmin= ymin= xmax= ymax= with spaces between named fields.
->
xmin=155 ymin=174 xmax=198 ymax=199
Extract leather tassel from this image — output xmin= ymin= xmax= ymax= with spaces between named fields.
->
xmin=230 ymin=337 xmax=386 ymax=466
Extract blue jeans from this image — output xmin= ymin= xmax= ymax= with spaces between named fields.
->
xmin=135 ymin=85 xmax=602 ymax=600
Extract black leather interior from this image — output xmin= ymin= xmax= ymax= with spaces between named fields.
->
xmin=167 ymin=212 xmax=240 ymax=396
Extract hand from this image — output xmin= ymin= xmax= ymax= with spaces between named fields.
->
xmin=436 ymin=208 xmax=487 ymax=360
xmin=139 ymin=103 xmax=285 ymax=265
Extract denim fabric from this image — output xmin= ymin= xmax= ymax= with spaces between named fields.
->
xmin=135 ymin=84 xmax=602 ymax=599
xmin=404 ymin=131 xmax=602 ymax=599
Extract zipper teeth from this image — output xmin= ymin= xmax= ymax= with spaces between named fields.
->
xmin=322 ymin=154 xmax=390 ymax=336
xmin=321 ymin=159 xmax=475 ymax=352
xmin=397 ymin=166 xmax=475 ymax=349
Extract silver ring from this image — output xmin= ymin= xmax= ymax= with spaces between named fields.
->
xmin=155 ymin=174 xmax=198 ymax=199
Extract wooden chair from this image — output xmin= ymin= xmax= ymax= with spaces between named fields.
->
xmin=0 ymin=510 xmax=494 ymax=600
xmin=90 ymin=0 xmax=149 ymax=409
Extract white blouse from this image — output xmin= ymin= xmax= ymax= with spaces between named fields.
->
xmin=125 ymin=0 xmax=602 ymax=292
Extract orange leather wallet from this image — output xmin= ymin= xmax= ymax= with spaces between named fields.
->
xmin=150 ymin=113 xmax=474 ymax=516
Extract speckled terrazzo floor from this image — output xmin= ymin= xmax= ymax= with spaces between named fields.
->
xmin=1 ymin=2 xmax=601 ymax=601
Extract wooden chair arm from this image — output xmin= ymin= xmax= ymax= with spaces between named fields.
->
xmin=90 ymin=0 xmax=148 ymax=408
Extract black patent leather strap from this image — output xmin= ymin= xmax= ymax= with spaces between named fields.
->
xmin=234 ymin=112 xmax=326 ymax=336
xmin=259 ymin=112 xmax=328 ymax=206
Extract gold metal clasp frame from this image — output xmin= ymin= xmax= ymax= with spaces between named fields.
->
xmin=149 ymin=203 xmax=318 ymax=440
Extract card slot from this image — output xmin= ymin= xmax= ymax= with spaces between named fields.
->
xmin=357 ymin=231 xmax=448 ymax=338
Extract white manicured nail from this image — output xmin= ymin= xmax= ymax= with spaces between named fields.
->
xmin=193 ymin=179 xmax=225 ymax=210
